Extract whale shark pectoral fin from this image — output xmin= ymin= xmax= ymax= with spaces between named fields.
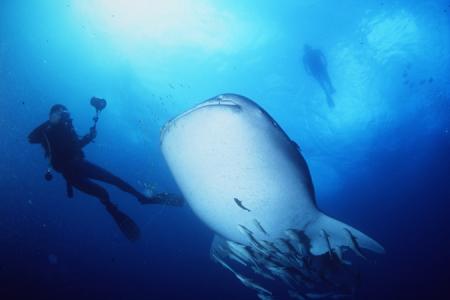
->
xmin=306 ymin=213 xmax=385 ymax=257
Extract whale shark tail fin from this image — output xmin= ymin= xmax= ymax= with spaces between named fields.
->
xmin=306 ymin=213 xmax=385 ymax=257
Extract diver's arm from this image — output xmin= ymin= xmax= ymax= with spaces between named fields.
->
xmin=28 ymin=121 xmax=49 ymax=144
xmin=79 ymin=127 xmax=96 ymax=148
xmin=79 ymin=135 xmax=92 ymax=148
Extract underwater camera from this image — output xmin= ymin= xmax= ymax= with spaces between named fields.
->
xmin=91 ymin=97 xmax=106 ymax=111
xmin=90 ymin=97 xmax=107 ymax=112
xmin=90 ymin=97 xmax=107 ymax=129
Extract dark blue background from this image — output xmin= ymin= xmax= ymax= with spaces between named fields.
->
xmin=1 ymin=0 xmax=449 ymax=299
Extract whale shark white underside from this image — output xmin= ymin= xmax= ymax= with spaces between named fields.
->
xmin=160 ymin=93 xmax=384 ymax=296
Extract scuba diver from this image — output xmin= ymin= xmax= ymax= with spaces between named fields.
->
xmin=302 ymin=44 xmax=336 ymax=107
xmin=28 ymin=97 xmax=183 ymax=241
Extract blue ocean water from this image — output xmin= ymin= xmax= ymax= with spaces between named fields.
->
xmin=1 ymin=0 xmax=449 ymax=299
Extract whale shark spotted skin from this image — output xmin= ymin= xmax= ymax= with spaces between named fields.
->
xmin=160 ymin=94 xmax=384 ymax=256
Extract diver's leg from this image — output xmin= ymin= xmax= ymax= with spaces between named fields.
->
xmin=315 ymin=75 xmax=330 ymax=96
xmin=322 ymin=70 xmax=336 ymax=94
xmin=317 ymin=77 xmax=329 ymax=94
xmin=80 ymin=161 xmax=146 ymax=199
xmin=81 ymin=160 xmax=184 ymax=206
xmin=314 ymin=74 xmax=335 ymax=108
xmin=66 ymin=176 xmax=140 ymax=241
xmin=66 ymin=175 xmax=111 ymax=206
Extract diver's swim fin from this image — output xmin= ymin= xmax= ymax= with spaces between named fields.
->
xmin=139 ymin=192 xmax=184 ymax=207
xmin=106 ymin=205 xmax=141 ymax=241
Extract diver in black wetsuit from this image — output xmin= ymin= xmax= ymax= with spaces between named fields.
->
xmin=303 ymin=44 xmax=336 ymax=107
xmin=28 ymin=102 xmax=183 ymax=241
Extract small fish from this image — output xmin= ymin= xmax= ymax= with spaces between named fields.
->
xmin=305 ymin=292 xmax=350 ymax=299
xmin=266 ymin=265 xmax=296 ymax=287
xmin=238 ymin=224 xmax=264 ymax=250
xmin=333 ymin=246 xmax=351 ymax=265
xmin=257 ymin=293 xmax=274 ymax=300
xmin=253 ymin=219 xmax=268 ymax=235
xmin=285 ymin=229 xmax=300 ymax=243
xmin=235 ymin=273 xmax=272 ymax=295
xmin=228 ymin=252 xmax=248 ymax=267
xmin=251 ymin=265 xmax=275 ymax=280
xmin=321 ymin=229 xmax=334 ymax=258
xmin=344 ymin=228 xmax=366 ymax=259
xmin=288 ymin=290 xmax=306 ymax=300
xmin=211 ymin=253 xmax=237 ymax=275
xmin=279 ymin=238 xmax=298 ymax=255
xmin=259 ymin=240 xmax=277 ymax=253
xmin=226 ymin=241 xmax=256 ymax=265
xmin=234 ymin=198 xmax=251 ymax=212
xmin=238 ymin=224 xmax=253 ymax=235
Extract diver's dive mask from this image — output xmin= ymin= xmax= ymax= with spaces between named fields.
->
xmin=50 ymin=109 xmax=71 ymax=124
xmin=60 ymin=109 xmax=71 ymax=121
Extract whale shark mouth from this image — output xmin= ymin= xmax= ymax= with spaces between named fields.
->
xmin=180 ymin=96 xmax=242 ymax=117
xmin=195 ymin=96 xmax=242 ymax=110
xmin=160 ymin=96 xmax=242 ymax=141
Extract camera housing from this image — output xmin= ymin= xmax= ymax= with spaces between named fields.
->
xmin=90 ymin=97 xmax=107 ymax=112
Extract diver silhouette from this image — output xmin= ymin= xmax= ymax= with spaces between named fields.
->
xmin=28 ymin=100 xmax=184 ymax=241
xmin=303 ymin=44 xmax=336 ymax=107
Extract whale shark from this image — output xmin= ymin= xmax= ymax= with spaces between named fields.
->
xmin=160 ymin=94 xmax=384 ymax=257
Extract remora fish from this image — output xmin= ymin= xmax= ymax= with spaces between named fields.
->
xmin=253 ymin=219 xmax=268 ymax=235
xmin=235 ymin=273 xmax=272 ymax=295
xmin=234 ymin=197 xmax=251 ymax=212
xmin=160 ymin=94 xmax=384 ymax=256
xmin=226 ymin=241 xmax=256 ymax=265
